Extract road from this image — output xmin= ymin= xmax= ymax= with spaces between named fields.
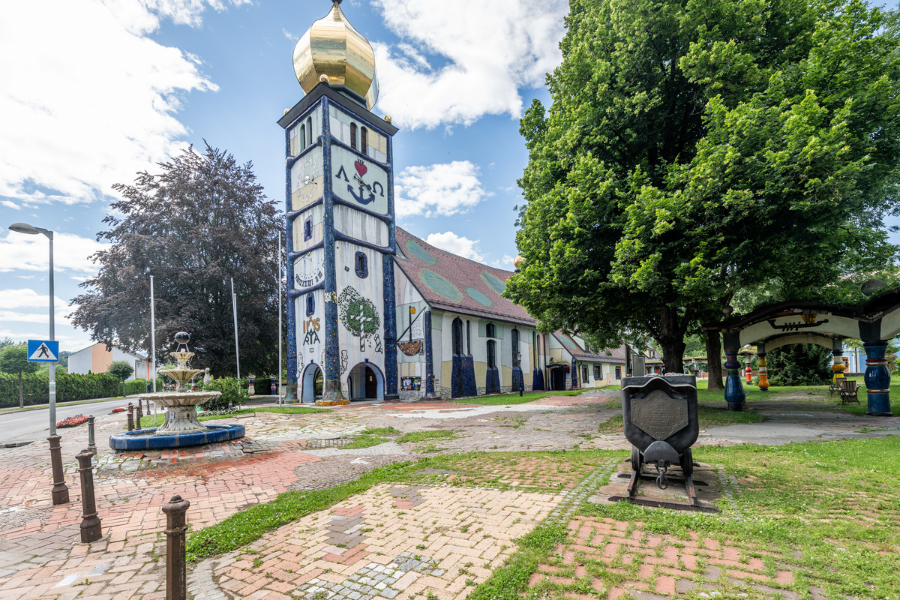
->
xmin=0 ymin=398 xmax=132 ymax=442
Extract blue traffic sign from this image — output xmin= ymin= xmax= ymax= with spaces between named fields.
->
xmin=27 ymin=339 xmax=59 ymax=363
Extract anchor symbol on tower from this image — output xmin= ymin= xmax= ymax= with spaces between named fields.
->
xmin=348 ymin=159 xmax=376 ymax=205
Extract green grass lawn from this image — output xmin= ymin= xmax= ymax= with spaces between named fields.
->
xmin=452 ymin=389 xmax=586 ymax=406
xmin=598 ymin=404 xmax=764 ymax=433
xmin=136 ymin=405 xmax=328 ymax=429
xmin=397 ymin=430 xmax=456 ymax=443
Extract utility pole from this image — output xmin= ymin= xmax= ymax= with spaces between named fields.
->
xmin=231 ymin=277 xmax=240 ymax=380
xmin=278 ymin=232 xmax=283 ymax=405
xmin=150 ymin=275 xmax=157 ymax=392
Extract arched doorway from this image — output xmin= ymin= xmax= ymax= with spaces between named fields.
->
xmin=300 ymin=363 xmax=323 ymax=404
xmin=347 ymin=362 xmax=384 ymax=401
xmin=548 ymin=365 xmax=566 ymax=391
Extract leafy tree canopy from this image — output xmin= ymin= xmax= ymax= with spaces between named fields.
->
xmin=767 ymin=344 xmax=833 ymax=385
xmin=107 ymin=361 xmax=134 ymax=382
xmin=506 ymin=0 xmax=900 ymax=372
xmin=0 ymin=344 xmax=40 ymax=375
xmin=71 ymin=143 xmax=281 ymax=377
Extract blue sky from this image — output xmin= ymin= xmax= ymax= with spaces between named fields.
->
xmin=0 ymin=0 xmax=567 ymax=352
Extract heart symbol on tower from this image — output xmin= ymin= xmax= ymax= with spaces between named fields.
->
xmin=354 ymin=159 xmax=367 ymax=178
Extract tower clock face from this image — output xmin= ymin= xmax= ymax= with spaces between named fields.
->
xmin=332 ymin=146 xmax=388 ymax=215
xmin=291 ymin=151 xmax=323 ymax=211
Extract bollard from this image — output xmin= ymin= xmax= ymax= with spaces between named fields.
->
xmin=75 ymin=449 xmax=102 ymax=543
xmin=47 ymin=435 xmax=69 ymax=505
xmin=136 ymin=402 xmax=143 ymax=429
xmin=87 ymin=416 xmax=97 ymax=456
xmin=162 ymin=495 xmax=190 ymax=600
xmin=127 ymin=402 xmax=134 ymax=431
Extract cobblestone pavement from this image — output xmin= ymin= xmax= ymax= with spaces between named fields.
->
xmin=0 ymin=390 xmax=896 ymax=598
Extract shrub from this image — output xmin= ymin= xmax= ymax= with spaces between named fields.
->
xmin=58 ymin=415 xmax=88 ymax=428
xmin=198 ymin=377 xmax=248 ymax=411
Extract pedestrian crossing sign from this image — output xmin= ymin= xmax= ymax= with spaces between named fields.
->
xmin=27 ymin=339 xmax=59 ymax=363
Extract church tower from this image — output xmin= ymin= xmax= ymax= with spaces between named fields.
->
xmin=279 ymin=0 xmax=399 ymax=405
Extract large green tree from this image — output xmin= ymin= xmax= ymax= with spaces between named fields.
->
xmin=506 ymin=0 xmax=900 ymax=374
xmin=0 ymin=344 xmax=39 ymax=375
xmin=71 ymin=144 xmax=281 ymax=377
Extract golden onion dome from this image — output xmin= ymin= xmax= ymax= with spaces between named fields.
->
xmin=513 ymin=255 xmax=525 ymax=269
xmin=293 ymin=0 xmax=379 ymax=110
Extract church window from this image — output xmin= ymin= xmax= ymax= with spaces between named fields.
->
xmin=594 ymin=365 xmax=603 ymax=379
xmin=583 ymin=366 xmax=589 ymax=381
xmin=300 ymin=124 xmax=306 ymax=150
xmin=487 ymin=340 xmax=496 ymax=369
xmin=361 ymin=127 xmax=368 ymax=156
xmin=486 ymin=323 xmax=495 ymax=338
xmin=350 ymin=123 xmax=357 ymax=151
xmin=615 ymin=366 xmax=622 ymax=380
xmin=452 ymin=318 xmax=463 ymax=356
xmin=511 ymin=329 xmax=520 ymax=367
xmin=303 ymin=217 xmax=312 ymax=241
xmin=306 ymin=294 xmax=315 ymax=316
xmin=466 ymin=320 xmax=471 ymax=355
xmin=355 ymin=251 xmax=368 ymax=278
xmin=307 ymin=117 xmax=313 ymax=146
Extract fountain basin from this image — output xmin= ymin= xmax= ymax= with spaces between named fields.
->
xmin=137 ymin=391 xmax=221 ymax=434
xmin=109 ymin=424 xmax=245 ymax=451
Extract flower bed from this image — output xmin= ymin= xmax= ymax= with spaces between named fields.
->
xmin=57 ymin=415 xmax=88 ymax=428
xmin=111 ymin=407 xmax=125 ymax=414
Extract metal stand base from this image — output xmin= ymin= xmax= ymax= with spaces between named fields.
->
xmin=609 ymin=463 xmax=719 ymax=514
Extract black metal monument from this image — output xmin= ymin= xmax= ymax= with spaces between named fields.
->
xmin=609 ymin=374 xmax=717 ymax=513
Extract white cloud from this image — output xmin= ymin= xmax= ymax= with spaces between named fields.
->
xmin=371 ymin=0 xmax=568 ymax=129
xmin=283 ymin=28 xmax=298 ymax=41
xmin=0 ymin=231 xmax=108 ymax=274
xmin=425 ymin=232 xmax=485 ymax=262
xmin=396 ymin=161 xmax=492 ymax=218
xmin=1 ymin=200 xmax=20 ymax=210
xmin=0 ymin=289 xmax=68 ymax=310
xmin=0 ymin=0 xmax=247 ymax=205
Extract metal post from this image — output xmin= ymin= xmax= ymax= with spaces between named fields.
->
xmin=127 ymin=402 xmax=134 ymax=431
xmin=48 ymin=434 xmax=69 ymax=505
xmin=136 ymin=402 xmax=143 ymax=429
xmin=87 ymin=416 xmax=97 ymax=455
xmin=162 ymin=495 xmax=190 ymax=600
xmin=151 ymin=275 xmax=157 ymax=393
xmin=231 ymin=278 xmax=240 ymax=380
xmin=18 ymin=371 xmax=23 ymax=408
xmin=48 ymin=231 xmax=56 ymax=436
xmin=76 ymin=449 xmax=102 ymax=543
xmin=278 ymin=231 xmax=283 ymax=405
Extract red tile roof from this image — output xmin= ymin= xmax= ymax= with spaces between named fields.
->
xmin=553 ymin=332 xmax=627 ymax=363
xmin=394 ymin=228 xmax=535 ymax=326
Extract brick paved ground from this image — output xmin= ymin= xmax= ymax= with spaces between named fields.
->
xmin=0 ymin=391 xmax=896 ymax=598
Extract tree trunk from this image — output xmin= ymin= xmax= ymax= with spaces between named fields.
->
xmin=657 ymin=306 xmax=687 ymax=373
xmin=705 ymin=331 xmax=724 ymax=390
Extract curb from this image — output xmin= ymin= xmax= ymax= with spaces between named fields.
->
xmin=0 ymin=396 xmax=138 ymax=415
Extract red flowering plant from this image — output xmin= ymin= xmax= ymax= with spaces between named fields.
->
xmin=57 ymin=415 xmax=88 ymax=428
xmin=111 ymin=407 xmax=125 ymax=413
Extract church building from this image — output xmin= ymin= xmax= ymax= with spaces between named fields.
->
xmin=280 ymin=1 xmax=637 ymax=404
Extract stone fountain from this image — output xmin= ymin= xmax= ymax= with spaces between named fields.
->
xmin=109 ymin=332 xmax=244 ymax=451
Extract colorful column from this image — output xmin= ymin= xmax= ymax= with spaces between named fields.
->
xmin=570 ymin=358 xmax=578 ymax=390
xmin=424 ymin=311 xmax=435 ymax=398
xmin=285 ymin=127 xmax=298 ymax=402
xmin=723 ymin=332 xmax=746 ymax=411
xmin=744 ymin=353 xmax=753 ymax=383
xmin=831 ymin=337 xmax=846 ymax=384
xmin=320 ymin=97 xmax=346 ymax=405
xmin=757 ymin=343 xmax=769 ymax=392
xmin=863 ymin=341 xmax=893 ymax=416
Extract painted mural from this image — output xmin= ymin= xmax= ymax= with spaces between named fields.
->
xmin=331 ymin=146 xmax=388 ymax=215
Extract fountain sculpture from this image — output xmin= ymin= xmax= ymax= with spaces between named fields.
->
xmin=109 ymin=332 xmax=244 ymax=451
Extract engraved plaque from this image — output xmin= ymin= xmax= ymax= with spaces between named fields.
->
xmin=631 ymin=390 xmax=688 ymax=440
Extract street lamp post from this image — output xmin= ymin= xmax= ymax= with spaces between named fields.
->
xmin=8 ymin=222 xmax=69 ymax=505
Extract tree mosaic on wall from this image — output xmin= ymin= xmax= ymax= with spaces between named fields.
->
xmin=338 ymin=287 xmax=382 ymax=352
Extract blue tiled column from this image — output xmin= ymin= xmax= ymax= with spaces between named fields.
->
xmin=424 ymin=311 xmax=435 ymax=398
xmin=864 ymin=341 xmax=893 ymax=416
xmin=723 ymin=332 xmax=746 ymax=411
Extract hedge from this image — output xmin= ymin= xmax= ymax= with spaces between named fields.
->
xmin=0 ymin=373 xmax=165 ymax=408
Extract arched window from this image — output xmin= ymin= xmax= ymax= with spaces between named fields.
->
xmin=300 ymin=124 xmax=306 ymax=150
xmin=511 ymin=328 xmax=520 ymax=367
xmin=307 ymin=117 xmax=313 ymax=146
xmin=355 ymin=251 xmax=368 ymax=278
xmin=466 ymin=320 xmax=471 ymax=355
xmin=350 ymin=123 xmax=357 ymax=151
xmin=361 ymin=127 xmax=368 ymax=155
xmin=306 ymin=294 xmax=315 ymax=316
xmin=487 ymin=340 xmax=496 ymax=369
xmin=303 ymin=217 xmax=312 ymax=241
xmin=452 ymin=318 xmax=463 ymax=356
xmin=486 ymin=323 xmax=495 ymax=338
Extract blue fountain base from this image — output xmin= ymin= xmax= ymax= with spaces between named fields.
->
xmin=108 ymin=424 xmax=245 ymax=451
